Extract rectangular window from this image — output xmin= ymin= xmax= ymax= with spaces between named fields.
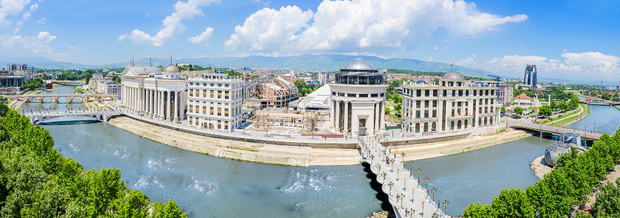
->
xmin=371 ymin=94 xmax=378 ymax=97
xmin=347 ymin=93 xmax=356 ymax=97
xmin=359 ymin=94 xmax=368 ymax=97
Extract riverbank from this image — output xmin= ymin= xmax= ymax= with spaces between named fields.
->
xmin=108 ymin=116 xmax=541 ymax=166
xmin=390 ymin=128 xmax=531 ymax=162
xmin=530 ymin=155 xmax=552 ymax=180
xmin=108 ymin=116 xmax=361 ymax=167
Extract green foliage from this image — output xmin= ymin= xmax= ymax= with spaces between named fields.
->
xmin=514 ymin=107 xmax=524 ymax=115
xmin=539 ymin=105 xmax=552 ymax=117
xmin=501 ymin=107 xmax=506 ymax=113
xmin=514 ymin=87 xmax=535 ymax=98
xmin=294 ymin=79 xmax=320 ymax=96
xmin=594 ymin=179 xmax=620 ymax=217
xmin=20 ymin=77 xmax=44 ymax=90
xmin=0 ymin=103 xmax=186 ymax=217
xmin=463 ymin=202 xmax=497 ymax=218
xmin=464 ymin=127 xmax=620 ymax=217
xmin=56 ymin=71 xmax=93 ymax=81
xmin=491 ymin=189 xmax=534 ymax=218
xmin=112 ymin=75 xmax=122 ymax=83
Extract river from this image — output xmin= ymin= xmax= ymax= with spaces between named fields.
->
xmin=21 ymin=86 xmax=620 ymax=217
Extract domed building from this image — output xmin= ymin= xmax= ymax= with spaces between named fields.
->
xmin=399 ymin=71 xmax=501 ymax=136
xmin=163 ymin=64 xmax=181 ymax=75
xmin=330 ymin=58 xmax=388 ymax=136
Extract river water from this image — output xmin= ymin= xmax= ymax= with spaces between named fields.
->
xmin=22 ymin=86 xmax=620 ymax=217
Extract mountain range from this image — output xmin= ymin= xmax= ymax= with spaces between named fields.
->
xmin=1 ymin=55 xmax=491 ymax=78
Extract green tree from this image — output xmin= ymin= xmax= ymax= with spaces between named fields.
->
xmin=463 ymin=202 xmax=497 ymax=218
xmin=539 ymin=105 xmax=552 ymax=117
xmin=514 ymin=107 xmax=524 ymax=116
xmin=151 ymin=200 xmax=187 ymax=218
xmin=500 ymin=107 xmax=506 ymax=113
xmin=594 ymin=179 xmax=620 ymax=217
xmin=491 ymin=189 xmax=534 ymax=218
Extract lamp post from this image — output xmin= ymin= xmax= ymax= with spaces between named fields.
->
xmin=593 ymin=122 xmax=596 ymax=133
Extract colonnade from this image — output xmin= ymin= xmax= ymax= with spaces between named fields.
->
xmin=122 ymin=85 xmax=185 ymax=121
xmin=331 ymin=99 xmax=384 ymax=134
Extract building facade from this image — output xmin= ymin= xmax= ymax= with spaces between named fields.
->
xmin=524 ymin=64 xmax=537 ymax=88
xmin=97 ymin=80 xmax=121 ymax=94
xmin=121 ymin=64 xmax=187 ymax=121
xmin=498 ymin=83 xmax=514 ymax=106
xmin=330 ymin=58 xmax=387 ymax=136
xmin=186 ymin=73 xmax=244 ymax=132
xmin=513 ymin=93 xmax=532 ymax=107
xmin=400 ymin=72 xmax=501 ymax=135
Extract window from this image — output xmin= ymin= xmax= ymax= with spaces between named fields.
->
xmin=371 ymin=94 xmax=378 ymax=97
xmin=359 ymin=94 xmax=368 ymax=97
xmin=347 ymin=93 xmax=356 ymax=97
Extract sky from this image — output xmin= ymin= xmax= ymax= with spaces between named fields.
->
xmin=0 ymin=0 xmax=619 ymax=82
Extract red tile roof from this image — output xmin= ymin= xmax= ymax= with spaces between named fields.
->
xmin=515 ymin=93 xmax=531 ymax=99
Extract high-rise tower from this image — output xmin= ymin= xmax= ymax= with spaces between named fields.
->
xmin=523 ymin=65 xmax=537 ymax=88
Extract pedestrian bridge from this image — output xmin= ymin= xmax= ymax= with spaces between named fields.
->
xmin=2 ymin=94 xmax=118 ymax=104
xmin=22 ymin=110 xmax=122 ymax=124
xmin=508 ymin=121 xmax=603 ymax=141
xmin=359 ymin=135 xmax=446 ymax=218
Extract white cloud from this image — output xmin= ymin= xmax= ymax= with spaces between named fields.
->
xmin=457 ymin=52 xmax=620 ymax=80
xmin=225 ymin=0 xmax=527 ymax=55
xmin=188 ymin=27 xmax=213 ymax=44
xmin=0 ymin=31 xmax=56 ymax=56
xmin=36 ymin=17 xmax=45 ymax=24
xmin=13 ymin=3 xmax=37 ymax=33
xmin=0 ymin=0 xmax=32 ymax=26
xmin=119 ymin=0 xmax=219 ymax=46
xmin=225 ymin=6 xmax=313 ymax=53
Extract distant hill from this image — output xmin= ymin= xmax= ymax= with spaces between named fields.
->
xmin=133 ymin=54 xmax=492 ymax=78
xmin=2 ymin=54 xmax=492 ymax=78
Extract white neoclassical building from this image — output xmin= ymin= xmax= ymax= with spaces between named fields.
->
xmin=400 ymin=72 xmax=501 ymax=135
xmin=186 ymin=72 xmax=244 ymax=132
xmin=330 ymin=58 xmax=388 ymax=136
xmin=121 ymin=64 xmax=187 ymax=121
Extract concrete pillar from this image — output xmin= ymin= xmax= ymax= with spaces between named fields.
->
xmin=343 ymin=101 xmax=349 ymax=132
xmin=173 ymin=91 xmax=178 ymax=121
xmin=380 ymin=101 xmax=385 ymax=129
xmin=166 ymin=91 xmax=171 ymax=121
xmin=334 ymin=100 xmax=340 ymax=130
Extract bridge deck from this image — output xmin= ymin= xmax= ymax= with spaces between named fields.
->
xmin=360 ymin=135 xmax=445 ymax=218
xmin=508 ymin=121 xmax=603 ymax=141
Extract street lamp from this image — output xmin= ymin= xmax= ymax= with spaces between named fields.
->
xmin=593 ymin=122 xmax=596 ymax=133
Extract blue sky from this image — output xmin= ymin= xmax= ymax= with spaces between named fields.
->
xmin=0 ymin=0 xmax=619 ymax=81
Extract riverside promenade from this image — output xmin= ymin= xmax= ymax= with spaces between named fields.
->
xmin=360 ymin=134 xmax=446 ymax=218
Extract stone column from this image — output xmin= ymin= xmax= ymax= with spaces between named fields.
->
xmin=380 ymin=101 xmax=385 ymax=129
xmin=333 ymin=100 xmax=339 ymax=129
xmin=343 ymin=101 xmax=349 ymax=132
xmin=173 ymin=91 xmax=178 ymax=121
xmin=166 ymin=91 xmax=171 ymax=121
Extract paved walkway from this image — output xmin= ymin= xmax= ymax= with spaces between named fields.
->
xmin=360 ymin=135 xmax=446 ymax=218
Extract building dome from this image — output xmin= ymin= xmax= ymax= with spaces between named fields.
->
xmin=342 ymin=58 xmax=374 ymax=70
xmin=442 ymin=71 xmax=464 ymax=80
xmin=163 ymin=64 xmax=181 ymax=74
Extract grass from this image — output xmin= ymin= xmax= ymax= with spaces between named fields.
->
xmin=226 ymin=145 xmax=258 ymax=152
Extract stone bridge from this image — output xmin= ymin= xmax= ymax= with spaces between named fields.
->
xmin=22 ymin=110 xmax=122 ymax=124
xmin=359 ymin=135 xmax=446 ymax=218
xmin=2 ymin=94 xmax=119 ymax=104
xmin=508 ymin=121 xmax=603 ymax=141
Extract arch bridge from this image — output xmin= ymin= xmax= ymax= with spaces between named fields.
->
xmin=22 ymin=110 xmax=122 ymax=124
xmin=508 ymin=121 xmax=603 ymax=141
xmin=2 ymin=94 xmax=119 ymax=104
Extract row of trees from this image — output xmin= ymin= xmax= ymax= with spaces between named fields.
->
xmin=581 ymin=90 xmax=620 ymax=101
xmin=463 ymin=128 xmax=620 ymax=217
xmin=594 ymin=179 xmax=620 ymax=217
xmin=0 ymin=100 xmax=186 ymax=217
xmin=19 ymin=77 xmax=44 ymax=91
